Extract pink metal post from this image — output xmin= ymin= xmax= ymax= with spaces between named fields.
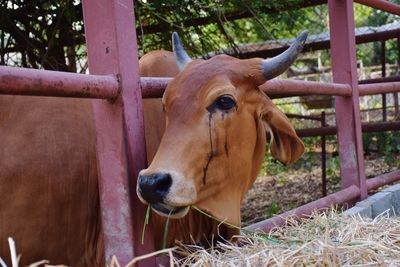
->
xmin=82 ymin=0 xmax=154 ymax=265
xmin=328 ymin=0 xmax=367 ymax=199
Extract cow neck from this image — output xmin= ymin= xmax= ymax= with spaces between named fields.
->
xmin=151 ymin=208 xmax=239 ymax=249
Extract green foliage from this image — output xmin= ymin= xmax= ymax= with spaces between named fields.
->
xmin=273 ymin=98 xmax=303 ymax=114
xmin=296 ymin=151 xmax=317 ymax=171
xmin=259 ymin=155 xmax=289 ymax=177
xmin=261 ymin=134 xmax=341 ymax=180
xmin=2 ymin=0 xmax=398 ymax=72
xmin=363 ymin=131 xmax=400 ymax=158
xmin=354 ymin=0 xmax=400 ymax=28
xmin=0 ymin=0 xmax=84 ymax=70
xmin=135 ymin=0 xmax=329 ymax=57
xmin=265 ymin=201 xmax=281 ymax=217
xmin=326 ymin=156 xmax=340 ymax=178
xmin=354 ymin=1 xmax=400 ymax=66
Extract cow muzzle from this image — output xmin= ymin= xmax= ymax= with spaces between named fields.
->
xmin=137 ymin=171 xmax=195 ymax=218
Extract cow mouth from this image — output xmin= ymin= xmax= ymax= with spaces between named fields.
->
xmin=151 ymin=203 xmax=189 ymax=218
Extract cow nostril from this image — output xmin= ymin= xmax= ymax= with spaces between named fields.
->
xmin=155 ymin=173 xmax=172 ymax=196
xmin=138 ymin=173 xmax=172 ymax=203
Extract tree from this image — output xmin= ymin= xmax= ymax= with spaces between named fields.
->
xmin=0 ymin=0 xmax=85 ymax=71
xmin=1 ymin=0 xmax=398 ymax=72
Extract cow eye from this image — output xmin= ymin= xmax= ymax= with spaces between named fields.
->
xmin=213 ymin=95 xmax=236 ymax=111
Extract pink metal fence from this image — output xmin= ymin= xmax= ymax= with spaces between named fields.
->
xmin=0 ymin=0 xmax=399 ymax=265
xmin=82 ymin=0 xmax=155 ymax=265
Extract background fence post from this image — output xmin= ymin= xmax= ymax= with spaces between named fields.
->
xmin=321 ymin=111 xmax=327 ymax=197
xmin=381 ymin=41 xmax=387 ymax=122
xmin=82 ymin=0 xmax=155 ymax=265
xmin=328 ymin=0 xmax=367 ymax=199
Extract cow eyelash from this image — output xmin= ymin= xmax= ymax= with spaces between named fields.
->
xmin=213 ymin=95 xmax=237 ymax=111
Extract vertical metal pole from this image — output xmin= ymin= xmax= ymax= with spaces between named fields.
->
xmin=0 ymin=30 xmax=4 ymax=65
xmin=395 ymin=38 xmax=400 ymax=119
xmin=381 ymin=41 xmax=387 ymax=121
xmin=321 ymin=111 xmax=327 ymax=197
xmin=328 ymin=0 xmax=367 ymax=199
xmin=82 ymin=0 xmax=155 ymax=266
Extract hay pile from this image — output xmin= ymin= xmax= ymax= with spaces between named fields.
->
xmin=171 ymin=211 xmax=400 ymax=266
xmin=0 ymin=237 xmax=67 ymax=267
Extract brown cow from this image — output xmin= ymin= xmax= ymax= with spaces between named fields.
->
xmin=0 ymin=52 xmax=176 ymax=266
xmin=0 ymin=31 xmax=305 ymax=265
xmin=138 ymin=32 xmax=306 ymax=248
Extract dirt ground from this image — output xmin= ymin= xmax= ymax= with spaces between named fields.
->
xmin=241 ymin=153 xmax=400 ymax=225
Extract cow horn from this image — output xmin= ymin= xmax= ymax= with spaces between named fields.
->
xmin=172 ymin=32 xmax=192 ymax=71
xmin=262 ymin=30 xmax=308 ymax=80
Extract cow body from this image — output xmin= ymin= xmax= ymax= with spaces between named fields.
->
xmin=0 ymin=96 xmax=103 ymax=266
xmin=0 ymin=51 xmax=176 ymax=266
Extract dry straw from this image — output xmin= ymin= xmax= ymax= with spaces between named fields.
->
xmin=3 ymin=209 xmax=400 ymax=266
xmin=109 ymin=209 xmax=400 ymax=266
xmin=173 ymin=209 xmax=400 ymax=266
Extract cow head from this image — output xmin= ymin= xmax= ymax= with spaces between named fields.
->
xmin=137 ymin=32 xmax=306 ymax=226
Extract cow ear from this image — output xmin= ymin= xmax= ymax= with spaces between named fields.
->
xmin=261 ymin=101 xmax=304 ymax=165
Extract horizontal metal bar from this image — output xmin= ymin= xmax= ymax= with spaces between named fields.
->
xmin=4 ymin=68 xmax=398 ymax=100
xmin=140 ymin=77 xmax=352 ymax=98
xmin=141 ymin=77 xmax=172 ymax=98
xmin=296 ymin=121 xmax=400 ymax=138
xmin=261 ymin=79 xmax=352 ymax=97
xmin=296 ymin=126 xmax=336 ymax=137
xmin=256 ymin=30 xmax=399 ymax=60
xmin=355 ymin=0 xmax=400 ymax=16
xmin=366 ymin=170 xmax=400 ymax=191
xmin=359 ymin=75 xmax=400 ymax=84
xmin=286 ymin=113 xmax=322 ymax=121
xmin=245 ymin=185 xmax=360 ymax=232
xmin=359 ymin=82 xmax=400 ymax=96
xmin=0 ymin=66 xmax=119 ymax=98
xmin=142 ymin=78 xmax=400 ymax=99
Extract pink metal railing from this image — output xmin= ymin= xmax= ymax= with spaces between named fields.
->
xmin=355 ymin=0 xmax=400 ymax=16
xmin=141 ymin=77 xmax=352 ymax=98
xmin=329 ymin=0 xmax=368 ymax=198
xmin=0 ymin=65 xmax=119 ymax=98
xmin=367 ymin=170 xmax=400 ymax=191
xmin=0 ymin=0 xmax=400 ymax=265
xmin=359 ymin=82 xmax=400 ymax=96
xmin=246 ymin=185 xmax=361 ymax=232
xmin=3 ymin=68 xmax=399 ymax=100
xmin=82 ymin=0 xmax=154 ymax=266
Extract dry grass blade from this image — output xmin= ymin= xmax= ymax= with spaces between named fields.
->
xmin=28 ymin=260 xmax=50 ymax=267
xmin=141 ymin=204 xmax=151 ymax=245
xmin=108 ymin=248 xmax=176 ymax=267
xmin=2 ymin=238 xmax=69 ymax=267
xmin=125 ymin=247 xmax=176 ymax=267
xmin=107 ymin=256 xmax=121 ymax=267
xmin=171 ymin=210 xmax=400 ymax=266
xmin=0 ymin=257 xmax=7 ymax=267
xmin=8 ymin=238 xmax=19 ymax=267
